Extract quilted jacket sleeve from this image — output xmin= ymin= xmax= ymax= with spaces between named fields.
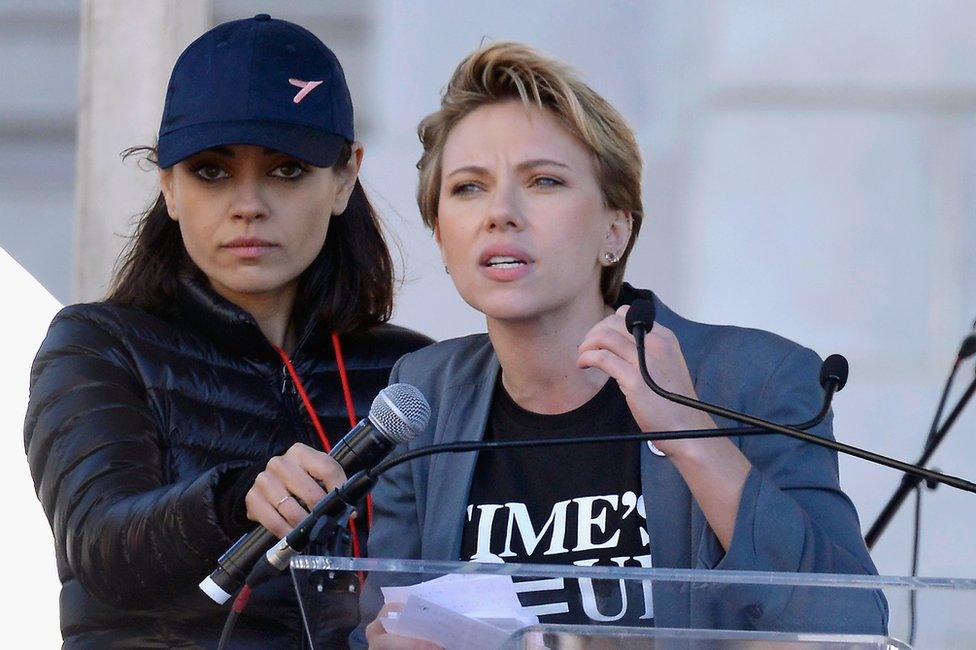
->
xmin=24 ymin=307 xmax=246 ymax=609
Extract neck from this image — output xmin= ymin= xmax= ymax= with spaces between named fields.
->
xmin=488 ymin=291 xmax=612 ymax=415
xmin=212 ymin=281 xmax=298 ymax=351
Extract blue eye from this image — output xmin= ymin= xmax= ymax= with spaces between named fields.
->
xmin=452 ymin=182 xmax=482 ymax=195
xmin=532 ymin=176 xmax=562 ymax=188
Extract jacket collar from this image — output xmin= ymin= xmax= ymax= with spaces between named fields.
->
xmin=175 ymin=273 xmax=323 ymax=362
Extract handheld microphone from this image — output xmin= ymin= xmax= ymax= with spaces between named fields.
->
xmin=199 ymin=383 xmax=430 ymax=604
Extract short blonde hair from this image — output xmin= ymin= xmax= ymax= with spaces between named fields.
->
xmin=417 ymin=42 xmax=644 ymax=304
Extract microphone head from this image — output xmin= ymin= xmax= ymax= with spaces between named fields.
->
xmin=369 ymin=383 xmax=431 ymax=444
xmin=625 ymin=299 xmax=657 ymax=334
xmin=960 ymin=328 xmax=976 ymax=361
xmin=819 ymin=354 xmax=849 ymax=392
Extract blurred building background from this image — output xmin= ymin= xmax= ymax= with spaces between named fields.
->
xmin=4 ymin=0 xmax=975 ymax=645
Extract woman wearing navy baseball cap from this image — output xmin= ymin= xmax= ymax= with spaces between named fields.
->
xmin=25 ymin=15 xmax=430 ymax=648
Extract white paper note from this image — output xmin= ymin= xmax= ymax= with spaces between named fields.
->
xmin=381 ymin=595 xmax=513 ymax=650
xmin=379 ymin=573 xmax=539 ymax=649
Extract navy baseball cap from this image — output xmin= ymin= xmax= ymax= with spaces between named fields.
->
xmin=157 ymin=14 xmax=353 ymax=168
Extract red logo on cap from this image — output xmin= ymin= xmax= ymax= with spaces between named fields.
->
xmin=289 ymin=78 xmax=323 ymax=104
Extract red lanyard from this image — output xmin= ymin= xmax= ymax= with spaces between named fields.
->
xmin=274 ymin=332 xmax=372 ymax=559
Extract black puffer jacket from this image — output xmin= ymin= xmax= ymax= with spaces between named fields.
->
xmin=24 ymin=276 xmax=432 ymax=648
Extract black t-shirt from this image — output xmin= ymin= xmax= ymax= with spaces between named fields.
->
xmin=459 ymin=377 xmax=655 ymax=626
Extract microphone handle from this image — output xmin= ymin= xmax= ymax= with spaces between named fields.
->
xmin=329 ymin=417 xmax=395 ymax=475
xmin=202 ymin=526 xmax=277 ymax=603
xmin=201 ymin=416 xmax=394 ymax=603
xmin=258 ymin=470 xmax=378 ymax=577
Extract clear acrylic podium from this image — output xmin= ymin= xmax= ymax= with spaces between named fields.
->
xmin=291 ymin=556 xmax=976 ymax=649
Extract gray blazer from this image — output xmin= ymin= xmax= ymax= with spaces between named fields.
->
xmin=360 ymin=288 xmax=888 ymax=636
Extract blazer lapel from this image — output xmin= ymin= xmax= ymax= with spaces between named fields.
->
xmin=422 ymin=355 xmax=500 ymax=560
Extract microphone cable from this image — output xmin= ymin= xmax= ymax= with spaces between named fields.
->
xmin=218 ymin=586 xmax=251 ymax=650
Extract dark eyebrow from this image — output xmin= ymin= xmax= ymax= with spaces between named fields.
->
xmin=445 ymin=159 xmax=570 ymax=179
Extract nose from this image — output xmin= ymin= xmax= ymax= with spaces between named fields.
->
xmin=484 ymin=180 xmax=524 ymax=232
xmin=229 ymin=176 xmax=268 ymax=223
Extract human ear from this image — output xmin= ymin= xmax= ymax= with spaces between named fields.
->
xmin=601 ymin=210 xmax=632 ymax=266
xmin=432 ymin=222 xmax=450 ymax=269
xmin=158 ymin=168 xmax=178 ymax=221
xmin=330 ymin=142 xmax=365 ymax=215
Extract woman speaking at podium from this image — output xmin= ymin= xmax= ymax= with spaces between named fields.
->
xmin=24 ymin=15 xmax=430 ymax=648
xmin=362 ymin=42 xmax=887 ymax=644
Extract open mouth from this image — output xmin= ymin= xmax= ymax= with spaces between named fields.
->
xmin=484 ymin=256 xmax=528 ymax=269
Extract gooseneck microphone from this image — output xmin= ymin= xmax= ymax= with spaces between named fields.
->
xmin=625 ymin=298 xmax=976 ymax=495
xmin=625 ymin=299 xmax=846 ymax=432
xmin=199 ymin=383 xmax=431 ymax=604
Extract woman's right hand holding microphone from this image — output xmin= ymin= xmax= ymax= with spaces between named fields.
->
xmin=245 ymin=442 xmax=349 ymax=537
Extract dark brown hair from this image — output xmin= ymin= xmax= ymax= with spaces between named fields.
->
xmin=107 ymin=144 xmax=394 ymax=332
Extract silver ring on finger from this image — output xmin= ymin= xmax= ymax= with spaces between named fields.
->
xmin=274 ymin=494 xmax=293 ymax=511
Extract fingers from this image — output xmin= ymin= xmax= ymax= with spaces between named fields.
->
xmin=367 ymin=603 xmax=442 ymax=649
xmin=274 ymin=442 xmax=348 ymax=505
xmin=273 ymin=494 xmax=307 ymax=522
xmin=245 ymin=443 xmax=348 ymax=537
xmin=267 ymin=454 xmax=327 ymax=510
xmin=576 ymin=347 xmax=634 ymax=386
xmin=245 ymin=485 xmax=293 ymax=538
xmin=577 ymin=308 xmax=640 ymax=385
xmin=594 ymin=308 xmax=681 ymax=361
xmin=366 ymin=603 xmax=402 ymax=642
xmin=285 ymin=443 xmax=348 ymax=491
xmin=577 ymin=306 xmax=688 ymax=393
xmin=367 ymin=609 xmax=443 ymax=648
xmin=370 ymin=635 xmax=442 ymax=650
xmin=579 ymin=320 xmax=639 ymax=366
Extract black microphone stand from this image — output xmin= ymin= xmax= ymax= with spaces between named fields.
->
xmin=865 ymin=366 xmax=976 ymax=549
